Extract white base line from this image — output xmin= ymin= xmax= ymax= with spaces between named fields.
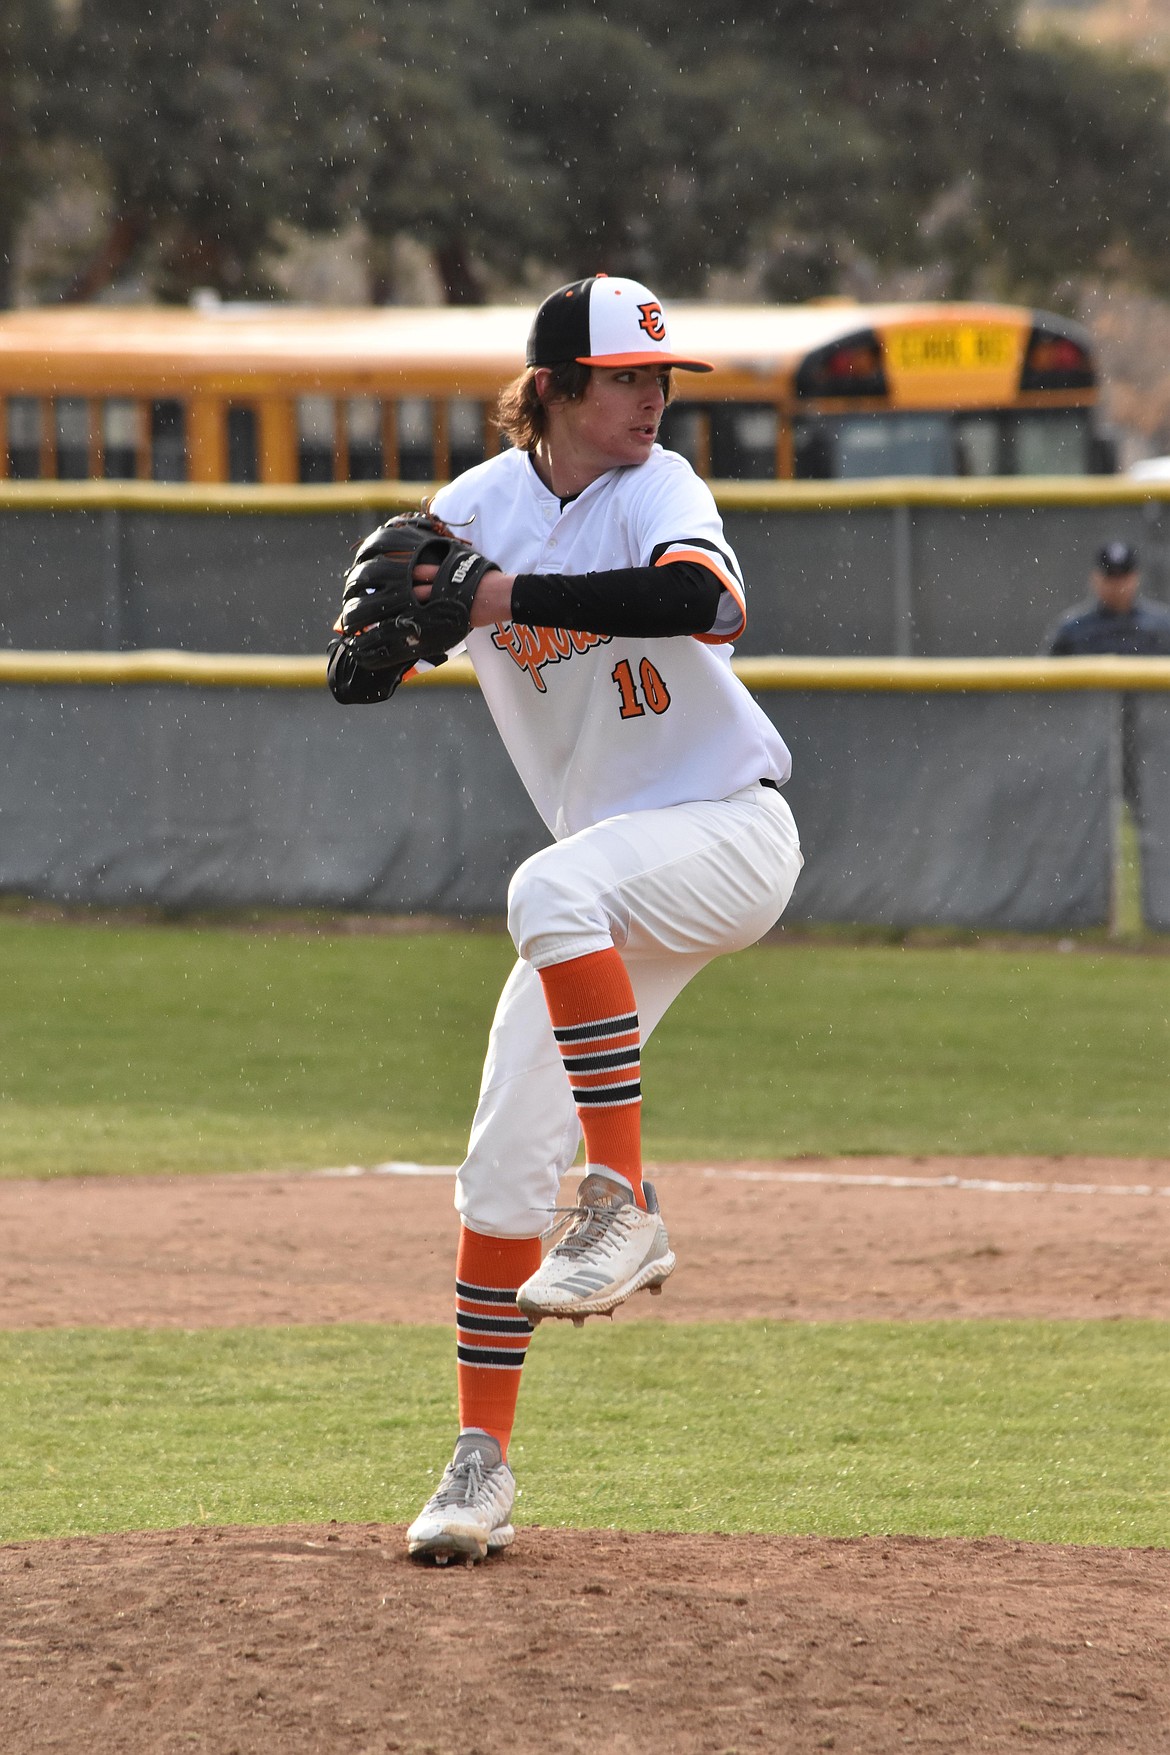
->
xmin=313 ymin=1163 xmax=1170 ymax=1198
xmin=313 ymin=1163 xmax=458 ymax=1178
xmin=700 ymin=1167 xmax=1170 ymax=1198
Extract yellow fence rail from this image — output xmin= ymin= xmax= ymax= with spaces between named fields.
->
xmin=4 ymin=651 xmax=1170 ymax=691
xmin=4 ymin=476 xmax=1170 ymax=515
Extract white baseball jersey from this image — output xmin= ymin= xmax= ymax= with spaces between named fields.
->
xmin=430 ymin=444 xmax=792 ymax=840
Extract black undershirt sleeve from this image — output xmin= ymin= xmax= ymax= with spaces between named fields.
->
xmin=509 ymin=560 xmax=724 ymax=638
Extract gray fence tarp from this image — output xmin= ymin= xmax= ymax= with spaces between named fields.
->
xmin=0 ymin=686 xmax=546 ymax=913
xmin=4 ymin=495 xmax=1170 ymax=659
xmin=0 ymin=508 xmax=374 ymax=654
xmin=723 ymin=501 xmax=1170 ymax=658
xmin=0 ymin=683 xmax=1120 ymax=929
xmin=1135 ymin=694 xmax=1170 ymax=931
xmin=777 ymin=691 xmax=1113 ymax=929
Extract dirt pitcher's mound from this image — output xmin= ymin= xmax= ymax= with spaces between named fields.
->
xmin=2 ymin=1160 xmax=1167 ymax=1753
xmin=1 ymin=1524 xmax=1167 ymax=1755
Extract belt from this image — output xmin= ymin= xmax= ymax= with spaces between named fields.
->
xmin=759 ymin=777 xmax=780 ymax=792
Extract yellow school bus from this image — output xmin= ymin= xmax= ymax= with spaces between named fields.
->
xmin=0 ymin=298 xmax=1109 ymax=486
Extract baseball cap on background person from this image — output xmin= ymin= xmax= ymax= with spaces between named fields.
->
xmin=526 ymin=274 xmax=714 ymax=373
xmin=1096 ymin=540 xmax=1138 ymax=575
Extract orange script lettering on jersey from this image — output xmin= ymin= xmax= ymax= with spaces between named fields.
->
xmin=491 ymin=623 xmax=613 ymax=691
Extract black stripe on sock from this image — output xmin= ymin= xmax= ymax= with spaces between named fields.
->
xmin=553 ymin=1012 xmax=639 ymax=1045
xmin=572 ymin=1081 xmax=642 ymax=1105
xmin=457 ymin=1312 xmax=534 ymax=1336
xmin=561 ymin=1046 xmax=641 ymax=1073
xmin=457 ymin=1344 xmax=529 ymax=1369
xmin=455 ymin=1280 xmax=520 ymax=1305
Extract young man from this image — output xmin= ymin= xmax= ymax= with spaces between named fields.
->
xmin=336 ymin=275 xmax=802 ymax=1562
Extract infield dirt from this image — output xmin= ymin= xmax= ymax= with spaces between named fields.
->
xmin=1 ymin=1158 xmax=1167 ymax=1754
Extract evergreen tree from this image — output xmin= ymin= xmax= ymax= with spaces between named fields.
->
xmin=59 ymin=0 xmax=300 ymax=299
xmin=19 ymin=0 xmax=1170 ymax=306
xmin=0 ymin=0 xmax=58 ymax=308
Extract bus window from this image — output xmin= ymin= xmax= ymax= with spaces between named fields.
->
xmin=397 ymin=399 xmax=434 ymax=480
xmin=953 ymin=414 xmax=1001 ymax=477
xmin=710 ymin=404 xmax=778 ymax=479
xmin=448 ymin=400 xmax=485 ymax=477
xmin=151 ymin=399 xmax=188 ymax=481
xmin=103 ymin=399 xmax=139 ymax=478
xmin=840 ymin=413 xmax=952 ymax=477
xmin=346 ymin=396 xmax=383 ymax=481
xmin=55 ymin=397 xmax=90 ymax=479
xmin=297 ymin=395 xmax=334 ymax=482
xmin=7 ymin=397 xmax=41 ymax=478
xmin=793 ymin=420 xmax=834 ymax=479
xmin=1010 ymin=411 xmax=1089 ymax=475
xmin=226 ymin=404 xmax=257 ymax=483
xmin=657 ymin=403 xmax=708 ymax=473
xmin=796 ymin=413 xmax=954 ymax=478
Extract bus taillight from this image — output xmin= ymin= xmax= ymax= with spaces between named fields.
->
xmin=795 ymin=329 xmax=887 ymax=399
xmin=1021 ymin=321 xmax=1095 ymax=391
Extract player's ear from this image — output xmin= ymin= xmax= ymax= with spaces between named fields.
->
xmin=533 ymin=366 xmax=556 ymax=403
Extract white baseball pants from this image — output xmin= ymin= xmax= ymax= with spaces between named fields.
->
xmin=456 ymin=782 xmax=803 ymax=1238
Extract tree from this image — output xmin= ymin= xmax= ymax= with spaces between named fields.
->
xmin=976 ymin=36 xmax=1170 ymax=300
xmin=57 ymin=0 xmax=305 ymax=299
xmin=19 ymin=0 xmax=1170 ymax=308
xmin=0 ymin=0 xmax=59 ymax=308
xmin=752 ymin=0 xmax=1170 ymax=302
xmin=357 ymin=3 xmax=546 ymax=304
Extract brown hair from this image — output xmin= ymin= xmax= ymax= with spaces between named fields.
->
xmin=493 ymin=362 xmax=591 ymax=452
xmin=493 ymin=361 xmax=676 ymax=452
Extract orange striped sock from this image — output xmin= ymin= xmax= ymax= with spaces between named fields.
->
xmin=537 ymin=946 xmax=645 ymax=1207
xmin=455 ymin=1225 xmax=542 ymax=1459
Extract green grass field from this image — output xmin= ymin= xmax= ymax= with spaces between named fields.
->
xmin=1 ymin=915 xmax=1169 ymax=1175
xmin=2 ymin=1321 xmax=1166 ymax=1548
xmin=2 ymin=913 xmax=1166 ymax=1551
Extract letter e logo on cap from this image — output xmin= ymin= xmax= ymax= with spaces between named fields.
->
xmin=637 ymin=302 xmax=666 ymax=341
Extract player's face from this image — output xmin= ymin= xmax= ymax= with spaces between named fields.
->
xmin=554 ymin=365 xmax=670 ymax=476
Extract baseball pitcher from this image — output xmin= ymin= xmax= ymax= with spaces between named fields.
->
xmin=328 ymin=275 xmax=803 ymax=1563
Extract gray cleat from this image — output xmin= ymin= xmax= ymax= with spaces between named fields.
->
xmin=516 ymin=1168 xmax=675 ymax=1323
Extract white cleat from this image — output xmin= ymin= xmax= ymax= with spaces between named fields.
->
xmin=406 ymin=1433 xmax=516 ymax=1563
xmin=516 ymin=1169 xmax=675 ymax=1323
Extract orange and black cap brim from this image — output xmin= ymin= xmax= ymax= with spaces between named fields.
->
xmin=575 ymin=351 xmax=714 ymax=372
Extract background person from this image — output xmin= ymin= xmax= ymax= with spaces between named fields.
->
xmin=1042 ymin=541 xmax=1170 ymax=657
xmin=1043 ymin=540 xmax=1170 ymax=895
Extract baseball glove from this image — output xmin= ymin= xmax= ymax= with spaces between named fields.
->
xmin=330 ymin=512 xmax=497 ymax=695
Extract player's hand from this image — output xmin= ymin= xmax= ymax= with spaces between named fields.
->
xmin=413 ymin=564 xmax=514 ymax=626
xmin=331 ymin=512 xmax=498 ymax=671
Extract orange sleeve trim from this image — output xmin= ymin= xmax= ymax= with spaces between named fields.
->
xmin=654 ymin=546 xmax=746 ymax=645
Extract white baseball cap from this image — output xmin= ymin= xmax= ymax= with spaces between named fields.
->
xmin=526 ymin=274 xmax=713 ymax=373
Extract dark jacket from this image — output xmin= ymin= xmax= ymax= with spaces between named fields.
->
xmin=1043 ymin=598 xmax=1170 ymax=656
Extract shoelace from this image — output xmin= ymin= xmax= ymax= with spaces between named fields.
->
xmin=432 ymin=1450 xmax=488 ymax=1507
xmin=542 ymin=1200 xmax=633 ymax=1258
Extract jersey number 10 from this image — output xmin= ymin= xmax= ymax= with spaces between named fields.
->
xmin=611 ymin=657 xmax=672 ymax=720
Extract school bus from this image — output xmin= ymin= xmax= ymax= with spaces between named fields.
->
xmin=0 ymin=298 xmax=1110 ymax=486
